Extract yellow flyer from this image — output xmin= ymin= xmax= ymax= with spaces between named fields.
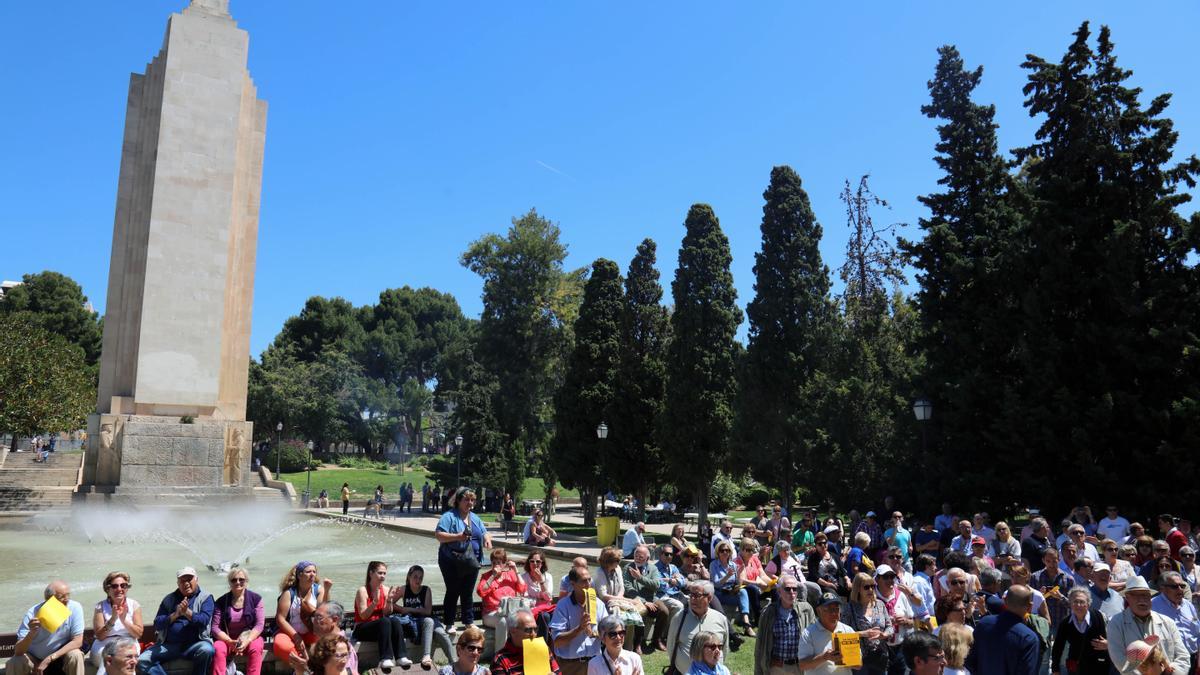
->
xmin=522 ymin=637 xmax=551 ymax=675
xmin=833 ymin=633 xmax=863 ymax=668
xmin=584 ymin=587 xmax=598 ymax=625
xmin=36 ymin=597 xmax=70 ymax=633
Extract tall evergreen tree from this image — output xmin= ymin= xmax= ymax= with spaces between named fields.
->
xmin=608 ymin=240 xmax=672 ymax=516
xmin=0 ymin=271 xmax=103 ymax=366
xmin=900 ymin=45 xmax=1025 ymax=513
xmin=739 ymin=167 xmax=834 ymax=510
xmin=551 ymin=259 xmax=623 ymax=525
xmin=662 ymin=204 xmax=741 ymax=522
xmin=1002 ymin=23 xmax=1200 ymax=514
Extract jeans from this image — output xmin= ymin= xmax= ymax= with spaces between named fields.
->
xmin=716 ymin=587 xmax=750 ymax=615
xmin=438 ymin=555 xmax=480 ymax=627
xmin=137 ymin=641 xmax=215 ymax=675
xmin=353 ymin=616 xmax=407 ymax=661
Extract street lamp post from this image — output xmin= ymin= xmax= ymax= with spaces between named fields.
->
xmin=305 ymin=442 xmax=313 ymax=508
xmin=596 ymin=422 xmax=608 ymax=440
xmin=912 ymin=398 xmax=933 ymax=454
xmin=454 ymin=434 xmax=464 ymax=487
xmin=274 ymin=422 xmax=283 ymax=476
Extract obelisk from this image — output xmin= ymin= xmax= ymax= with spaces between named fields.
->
xmin=82 ymin=0 xmax=267 ymax=502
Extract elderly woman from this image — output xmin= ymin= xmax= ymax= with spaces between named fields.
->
xmin=476 ymin=549 xmax=527 ymax=632
xmin=806 ymin=532 xmax=848 ymax=597
xmin=353 ymin=561 xmax=409 ymax=669
xmin=91 ymin=572 xmax=144 ymax=675
xmin=588 ymin=614 xmax=644 ymax=675
xmin=594 ymin=546 xmax=647 ymax=631
xmin=843 ymin=573 xmax=890 ymax=674
xmin=686 ymin=631 xmax=730 ymax=675
xmin=1050 ymin=587 xmax=1111 ymax=675
xmin=709 ymin=540 xmax=754 ymax=636
xmin=435 ymin=487 xmax=492 ymax=632
xmin=101 ymin=638 xmax=140 ymax=675
xmin=766 ymin=541 xmax=816 ymax=605
xmin=934 ymin=594 xmax=970 ymax=635
xmin=438 ymin=626 xmax=488 ymax=675
xmin=273 ymin=561 xmax=331 ymax=660
xmin=212 ymin=568 xmax=265 ymax=675
xmin=1101 ymin=539 xmax=1136 ymax=591
xmin=735 ymin=539 xmax=771 ymax=626
xmin=680 ymin=546 xmax=710 ymax=583
xmin=939 ymin=623 xmax=973 ymax=675
xmin=989 ymin=522 xmax=1022 ymax=571
xmin=290 ymin=634 xmax=354 ymax=675
xmin=520 ymin=550 xmax=556 ymax=614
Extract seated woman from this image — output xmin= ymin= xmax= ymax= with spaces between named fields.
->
xmin=273 ymin=561 xmax=331 ymax=660
xmin=669 ymin=525 xmax=689 ymax=567
xmin=476 ymin=549 xmax=527 ymax=632
xmin=394 ymin=565 xmax=454 ymax=669
xmin=806 ymin=532 xmax=848 ymax=597
xmin=593 ymin=546 xmax=647 ymax=632
xmin=709 ymin=540 xmax=753 ymax=636
xmin=735 ymin=539 xmax=771 ymax=627
xmin=519 ymin=550 xmax=556 ymax=618
xmin=523 ymin=510 xmax=558 ymax=547
xmin=212 ymin=569 xmax=264 ymax=675
xmin=588 ymin=615 xmax=644 ymax=675
xmin=353 ymin=561 xmax=410 ymax=669
xmin=91 ymin=572 xmax=144 ymax=675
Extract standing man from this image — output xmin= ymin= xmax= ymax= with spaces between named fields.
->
xmin=1090 ymin=563 xmax=1125 ymax=620
xmin=965 ymin=585 xmax=1040 ymax=675
xmin=1107 ymin=576 xmax=1189 ymax=673
xmin=548 ymin=567 xmax=608 ymax=675
xmin=9 ymin=581 xmax=86 ymax=675
xmin=1022 ymin=517 xmax=1053 ymax=573
xmin=137 ymin=567 xmax=214 ymax=675
xmin=753 ymin=577 xmax=815 ymax=675
xmin=711 ymin=520 xmax=734 ymax=560
xmin=1161 ymin=515 xmax=1190 ymax=561
xmin=1150 ymin=572 xmax=1200 ymax=671
xmin=795 ymin=593 xmax=854 ymax=675
xmin=1098 ymin=506 xmax=1131 ymax=544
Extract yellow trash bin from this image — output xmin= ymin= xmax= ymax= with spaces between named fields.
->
xmin=596 ymin=516 xmax=620 ymax=547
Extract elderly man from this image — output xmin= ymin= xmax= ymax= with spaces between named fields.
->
xmin=1107 ymin=576 xmax=1190 ymax=673
xmin=753 ymin=576 xmax=816 ymax=675
xmin=949 ymin=519 xmax=975 ymax=553
xmin=623 ymin=543 xmax=672 ymax=651
xmin=1090 ymin=563 xmax=1124 ymax=620
xmin=711 ymin=520 xmax=734 ymax=559
xmin=1151 ymin=571 xmax=1200 ymax=670
xmin=137 ymin=567 xmax=214 ymax=675
xmin=10 ymin=580 xmax=86 ymax=675
xmin=854 ymin=511 xmax=885 ymax=559
xmin=796 ymin=593 xmax=854 ymax=675
xmin=973 ymin=513 xmax=996 ymax=545
xmin=101 ymin=639 xmax=140 ymax=675
xmin=549 ymin=567 xmax=608 ymax=675
xmin=1066 ymin=524 xmax=1100 ymax=562
xmin=1022 ymin=517 xmax=1053 ymax=573
xmin=965 ymin=585 xmax=1040 ymax=675
xmin=493 ymin=608 xmax=562 ymax=675
xmin=653 ymin=544 xmax=688 ymax=618
xmin=622 ymin=522 xmax=647 ymax=558
xmin=665 ymin=581 xmax=730 ymax=675
xmin=285 ymin=601 xmax=363 ymax=675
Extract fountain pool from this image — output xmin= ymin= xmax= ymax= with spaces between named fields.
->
xmin=0 ymin=505 xmax=563 ymax=630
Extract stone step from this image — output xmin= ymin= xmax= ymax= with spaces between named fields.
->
xmin=253 ymin=486 xmax=291 ymax=503
xmin=0 ymin=468 xmax=80 ymax=487
xmin=0 ymin=486 xmax=75 ymax=511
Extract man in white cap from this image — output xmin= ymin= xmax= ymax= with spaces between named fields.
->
xmin=1089 ymin=563 xmax=1124 ymax=620
xmin=137 ymin=567 xmax=214 ymax=675
xmin=1105 ymin=575 xmax=1189 ymax=673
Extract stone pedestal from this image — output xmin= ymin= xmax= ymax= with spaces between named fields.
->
xmin=80 ymin=415 xmax=253 ymax=504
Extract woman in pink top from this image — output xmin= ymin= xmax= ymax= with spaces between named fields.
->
xmin=475 ymin=548 xmax=526 ymax=628
xmin=211 ymin=569 xmax=265 ymax=675
xmin=736 ymin=539 xmax=772 ymax=627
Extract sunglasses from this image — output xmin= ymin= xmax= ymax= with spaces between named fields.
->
xmin=606 ymin=630 xmax=626 ymax=638
xmin=462 ymin=645 xmax=485 ymax=653
xmin=688 ymin=592 xmax=709 ymax=599
xmin=950 ymin=579 xmax=967 ymax=586
xmin=780 ymin=587 xmax=799 ymax=593
xmin=863 ymin=584 xmax=877 ymax=590
xmin=1167 ymin=584 xmax=1190 ymax=590
xmin=230 ymin=578 xmax=247 ymax=585
xmin=703 ymin=644 xmax=721 ymax=651
xmin=888 ymin=555 xmax=902 ymax=560
xmin=108 ymin=583 xmax=130 ymax=589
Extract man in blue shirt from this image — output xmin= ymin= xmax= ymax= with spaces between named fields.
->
xmin=653 ymin=544 xmax=687 ymax=618
xmin=965 ymin=585 xmax=1040 ymax=675
xmin=1151 ymin=571 xmax=1200 ymax=662
xmin=548 ymin=567 xmax=608 ymax=675
xmin=10 ymin=581 xmax=86 ymax=675
xmin=137 ymin=567 xmax=215 ymax=675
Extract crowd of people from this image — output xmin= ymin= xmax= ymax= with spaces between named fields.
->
xmin=12 ymin=490 xmax=1200 ymax=675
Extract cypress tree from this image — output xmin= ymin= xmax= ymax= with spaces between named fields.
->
xmin=740 ymin=167 xmax=834 ymax=510
xmin=607 ymin=240 xmax=672 ymax=518
xmin=550 ymin=259 xmax=624 ymax=526
xmin=662 ymin=204 xmax=742 ymax=522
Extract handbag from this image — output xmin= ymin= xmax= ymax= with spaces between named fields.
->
xmin=446 ymin=515 xmax=482 ymax=575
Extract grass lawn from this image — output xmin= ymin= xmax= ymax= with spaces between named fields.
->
xmin=277 ymin=466 xmax=580 ymax=503
xmin=638 ymin=634 xmax=756 ymax=674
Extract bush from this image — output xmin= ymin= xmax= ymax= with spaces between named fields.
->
xmin=335 ymin=455 xmax=390 ymax=470
xmin=274 ymin=440 xmax=316 ymax=473
xmin=708 ymin=472 xmax=744 ymax=513
xmin=742 ymin=483 xmax=772 ymax=510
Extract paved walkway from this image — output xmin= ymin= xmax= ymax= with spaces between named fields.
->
xmin=302 ymin=503 xmax=696 ymax=563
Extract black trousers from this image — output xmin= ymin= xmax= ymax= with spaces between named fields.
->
xmin=342 ymin=500 xmax=349 ymax=515
xmin=352 ymin=616 xmax=406 ymax=661
xmin=438 ymin=555 xmax=479 ymax=627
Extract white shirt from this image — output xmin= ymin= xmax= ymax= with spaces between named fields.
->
xmin=1099 ymin=516 xmax=1131 ymax=543
xmin=798 ymin=620 xmax=855 ymax=675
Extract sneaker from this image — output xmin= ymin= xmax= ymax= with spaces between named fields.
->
xmin=446 ymin=625 xmax=459 ymax=636
xmin=398 ymin=658 xmax=413 ymax=668
xmin=379 ymin=660 xmax=396 ymax=669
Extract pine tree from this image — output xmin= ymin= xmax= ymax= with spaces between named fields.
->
xmin=551 ymin=259 xmax=624 ymax=526
xmin=739 ymin=167 xmax=834 ymax=510
xmin=608 ymin=240 xmax=672 ymax=517
xmin=662 ymin=204 xmax=742 ymax=522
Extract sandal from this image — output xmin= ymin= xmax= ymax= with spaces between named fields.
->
xmin=420 ymin=656 xmax=433 ymax=670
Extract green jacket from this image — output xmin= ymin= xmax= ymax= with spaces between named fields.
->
xmin=754 ymin=601 xmax=817 ymax=675
xmin=623 ymin=561 xmax=662 ymax=601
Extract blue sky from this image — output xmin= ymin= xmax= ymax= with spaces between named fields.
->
xmin=2 ymin=2 xmax=1197 ymax=357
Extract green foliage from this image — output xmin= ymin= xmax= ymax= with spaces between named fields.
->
xmin=707 ymin=473 xmax=745 ymax=513
xmin=180 ymin=415 xmax=194 ymax=424
xmin=609 ymin=240 xmax=672 ymax=508
xmin=0 ymin=271 xmax=103 ymax=366
xmin=739 ymin=166 xmax=836 ymax=510
xmin=551 ymin=258 xmax=623 ymax=524
xmin=662 ymin=204 xmax=742 ymax=521
xmin=0 ymin=321 xmax=94 ymax=440
xmin=334 ymin=455 xmax=390 ymax=470
xmin=271 ymin=296 xmax=366 ymax=363
xmin=273 ymin=440 xmax=317 ymax=473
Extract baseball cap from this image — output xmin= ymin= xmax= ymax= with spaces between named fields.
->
xmin=817 ymin=592 xmax=841 ymax=608
xmin=177 ymin=566 xmax=198 ymax=578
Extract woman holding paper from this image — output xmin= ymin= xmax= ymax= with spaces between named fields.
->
xmin=588 ymin=615 xmax=643 ymax=675
xmin=843 ymin=574 xmax=890 ymax=674
xmin=91 ymin=572 xmax=144 ymax=675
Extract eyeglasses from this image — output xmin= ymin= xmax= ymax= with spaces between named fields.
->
xmin=462 ymin=645 xmax=485 ymax=653
xmin=888 ymin=555 xmax=902 ymax=560
xmin=950 ymin=579 xmax=967 ymax=586
xmin=703 ymin=644 xmax=721 ymax=651
xmin=108 ymin=583 xmax=130 ymax=589
xmin=1185 ymin=554 xmax=1196 ymax=559
xmin=230 ymin=578 xmax=247 ymax=585
xmin=863 ymin=584 xmax=877 ymax=590
xmin=688 ymin=592 xmax=709 ymax=599
xmin=780 ymin=587 xmax=799 ymax=593
xmin=1167 ymin=584 xmax=1190 ymax=590
xmin=606 ymin=630 xmax=626 ymax=638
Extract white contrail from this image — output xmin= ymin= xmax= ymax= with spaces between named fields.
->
xmin=536 ymin=160 xmax=575 ymax=181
